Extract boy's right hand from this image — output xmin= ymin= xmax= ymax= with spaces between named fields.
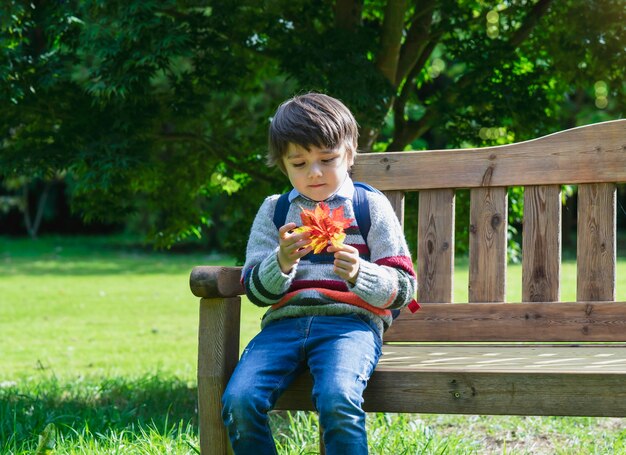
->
xmin=277 ymin=223 xmax=312 ymax=274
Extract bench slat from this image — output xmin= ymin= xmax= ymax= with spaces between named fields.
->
xmin=417 ymin=189 xmax=455 ymax=303
xmin=383 ymin=302 xmax=626 ymax=342
xmin=522 ymin=185 xmax=561 ymax=302
xmin=577 ymin=183 xmax=616 ymax=301
xmin=469 ymin=188 xmax=508 ymax=302
xmin=376 ymin=344 xmax=626 ymax=372
xmin=350 ymin=119 xmax=626 ymax=190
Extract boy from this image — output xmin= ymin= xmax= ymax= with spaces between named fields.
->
xmin=221 ymin=93 xmax=417 ymax=454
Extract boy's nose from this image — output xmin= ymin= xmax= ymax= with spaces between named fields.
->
xmin=308 ymin=163 xmax=323 ymax=178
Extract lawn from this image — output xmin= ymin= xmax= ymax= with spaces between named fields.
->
xmin=1 ymin=235 xmax=625 ymax=454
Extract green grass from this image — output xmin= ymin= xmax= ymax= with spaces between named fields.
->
xmin=0 ymin=236 xmax=220 ymax=380
xmin=1 ymin=375 xmax=199 ymax=454
xmin=1 ymin=235 xmax=626 ymax=454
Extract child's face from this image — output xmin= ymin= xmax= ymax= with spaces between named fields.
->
xmin=282 ymin=143 xmax=352 ymax=202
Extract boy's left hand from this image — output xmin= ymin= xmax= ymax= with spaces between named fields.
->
xmin=327 ymin=243 xmax=360 ymax=285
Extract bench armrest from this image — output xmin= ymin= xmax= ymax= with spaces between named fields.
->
xmin=190 ymin=265 xmax=245 ymax=298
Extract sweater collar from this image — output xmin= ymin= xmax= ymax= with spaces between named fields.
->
xmin=287 ymin=176 xmax=354 ymax=203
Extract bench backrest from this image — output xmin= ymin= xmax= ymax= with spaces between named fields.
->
xmin=351 ymin=120 xmax=626 ymax=343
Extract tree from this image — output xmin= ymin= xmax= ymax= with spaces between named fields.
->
xmin=2 ymin=0 xmax=284 ymax=249
xmin=261 ymin=0 xmax=625 ymax=150
xmin=1 ymin=0 xmax=624 ymax=258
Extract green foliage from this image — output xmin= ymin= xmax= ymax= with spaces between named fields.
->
xmin=1 ymin=1 xmax=625 ymax=256
xmin=414 ymin=0 xmax=626 ymax=147
xmin=264 ymin=8 xmax=394 ymax=130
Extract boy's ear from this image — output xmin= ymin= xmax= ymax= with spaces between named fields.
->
xmin=347 ymin=148 xmax=357 ymax=167
xmin=340 ymin=142 xmax=354 ymax=166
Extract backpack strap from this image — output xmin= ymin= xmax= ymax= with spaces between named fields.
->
xmin=352 ymin=181 xmax=382 ymax=242
xmin=353 ymin=183 xmax=405 ymax=319
xmin=272 ymin=192 xmax=291 ymax=230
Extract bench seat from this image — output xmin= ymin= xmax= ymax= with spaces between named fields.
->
xmin=276 ymin=343 xmax=626 ymax=417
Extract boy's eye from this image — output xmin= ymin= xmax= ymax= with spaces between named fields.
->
xmin=322 ymin=157 xmax=337 ymax=164
xmin=292 ymin=162 xmax=305 ymax=168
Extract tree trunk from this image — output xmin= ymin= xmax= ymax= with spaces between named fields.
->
xmin=23 ymin=181 xmax=52 ymax=239
xmin=375 ymin=0 xmax=407 ymax=84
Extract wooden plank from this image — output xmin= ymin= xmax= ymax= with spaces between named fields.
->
xmin=362 ymin=369 xmax=626 ymax=416
xmin=383 ymin=302 xmax=626 ymax=342
xmin=417 ymin=189 xmax=455 ymax=303
xmin=577 ymin=183 xmax=616 ymax=301
xmin=376 ymin=344 xmax=626 ymax=373
xmin=276 ymin=362 xmax=626 ymax=417
xmin=351 ymin=119 xmax=626 ymax=190
xmin=383 ymin=190 xmax=405 ymax=227
xmin=522 ymin=185 xmax=561 ymax=302
xmin=197 ymin=297 xmax=241 ymax=455
xmin=469 ymin=188 xmax=507 ymax=302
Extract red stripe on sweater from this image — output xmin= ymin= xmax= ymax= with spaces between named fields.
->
xmin=310 ymin=244 xmax=369 ymax=256
xmin=346 ymin=243 xmax=370 ymax=256
xmin=289 ymin=280 xmax=348 ymax=293
xmin=375 ymin=256 xmax=416 ymax=278
xmin=272 ymin=288 xmax=392 ymax=317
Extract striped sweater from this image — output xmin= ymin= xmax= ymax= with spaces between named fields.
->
xmin=242 ymin=180 xmax=417 ymax=334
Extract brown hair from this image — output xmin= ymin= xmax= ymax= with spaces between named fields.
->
xmin=267 ymin=93 xmax=359 ymax=174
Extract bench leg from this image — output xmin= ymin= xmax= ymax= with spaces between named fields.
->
xmin=197 ymin=297 xmax=241 ymax=455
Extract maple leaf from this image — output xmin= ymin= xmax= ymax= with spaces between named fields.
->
xmin=293 ymin=202 xmax=354 ymax=254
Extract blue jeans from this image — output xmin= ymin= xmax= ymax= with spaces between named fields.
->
xmin=221 ymin=314 xmax=382 ymax=455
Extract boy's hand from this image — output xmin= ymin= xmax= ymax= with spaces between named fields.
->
xmin=277 ymin=223 xmax=312 ymax=274
xmin=327 ymin=243 xmax=360 ymax=285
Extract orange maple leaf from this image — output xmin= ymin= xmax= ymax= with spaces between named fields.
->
xmin=293 ymin=202 xmax=354 ymax=254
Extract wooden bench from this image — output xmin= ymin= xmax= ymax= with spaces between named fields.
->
xmin=190 ymin=119 xmax=626 ymax=454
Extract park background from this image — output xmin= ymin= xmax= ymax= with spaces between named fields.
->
xmin=1 ymin=1 xmax=626 ymax=453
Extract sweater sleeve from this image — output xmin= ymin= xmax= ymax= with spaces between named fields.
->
xmin=241 ymin=195 xmax=297 ymax=307
xmin=348 ymin=192 xmax=417 ymax=310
